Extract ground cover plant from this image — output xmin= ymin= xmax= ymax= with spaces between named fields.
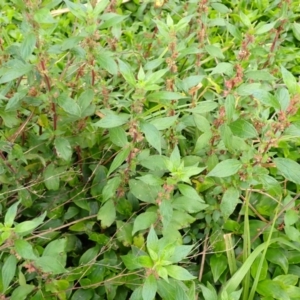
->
xmin=1 ymin=0 xmax=300 ymax=299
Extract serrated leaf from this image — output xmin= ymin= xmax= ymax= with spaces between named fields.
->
xmin=94 ymin=113 xmax=129 ymax=128
xmin=274 ymin=158 xmax=300 ymax=185
xmin=165 ymin=265 xmax=196 ymax=281
xmin=97 ymin=199 xmax=116 ymax=228
xmin=34 ymin=8 xmax=56 ymax=23
xmin=54 ymin=137 xmax=72 ymax=161
xmin=132 ymin=212 xmax=157 ymax=235
xmin=207 ymin=159 xmax=242 ymax=178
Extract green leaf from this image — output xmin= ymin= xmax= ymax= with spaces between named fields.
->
xmin=34 ymin=8 xmax=56 ymax=23
xmin=211 ymin=62 xmax=234 ymax=76
xmin=132 ymin=212 xmax=157 ymax=235
xmin=102 ymin=176 xmax=121 ymax=202
xmin=97 ymin=199 xmax=116 ymax=229
xmin=210 ymin=254 xmax=227 ymax=282
xmin=64 ymin=0 xmax=87 ymax=20
xmin=274 ymin=158 xmax=300 ymax=185
xmin=256 ymin=279 xmax=289 ymax=299
xmin=244 ymin=70 xmax=275 ymax=81
xmin=97 ymin=52 xmax=118 ymax=75
xmin=10 ymin=284 xmax=35 ymax=300
xmin=79 ymin=245 xmax=100 ymax=265
xmin=185 ymin=101 xmax=218 ymax=113
xmin=284 ymin=210 xmax=299 ymax=226
xmin=4 ymin=201 xmax=19 ymax=227
xmin=78 ymin=89 xmax=94 ymax=112
xmin=150 ymin=115 xmax=178 ymax=130
xmin=165 ymin=265 xmax=196 ymax=281
xmin=281 ymin=66 xmax=298 ymax=94
xmin=169 ymin=245 xmax=194 ymax=264
xmin=147 ymin=226 xmax=159 ymax=253
xmin=43 ymin=239 xmax=66 ymax=258
xmin=0 ymin=64 xmax=32 ymax=84
xmin=14 ymin=240 xmax=37 ymax=260
xmin=20 ymin=33 xmax=36 ymax=60
xmin=220 ymin=187 xmax=240 ymax=221
xmin=121 ymin=253 xmax=142 ymax=270
xmin=54 ymin=137 xmax=72 ymax=161
xmin=255 ymin=21 xmax=276 ymax=35
xmin=43 ymin=163 xmax=60 ymax=190
xmin=207 ymin=159 xmax=242 ymax=178
xmin=2 ymin=254 xmax=17 ymax=292
xmin=57 ymin=95 xmax=81 ymax=117
xmin=205 ymin=45 xmax=225 ymax=59
xmin=193 ymin=114 xmax=211 ymax=132
xmin=147 ymin=91 xmax=186 ymax=102
xmin=107 ymin=147 xmax=131 ymax=176
xmin=34 ymin=256 xmax=67 ymax=275
xmin=129 ymin=179 xmax=160 ymax=203
xmin=109 ymin=127 xmax=128 ymax=147
xmin=200 ymin=282 xmax=218 ymax=300
xmin=94 ymin=113 xmax=130 ymax=128
xmin=14 ymin=212 xmax=46 ymax=234
xmin=99 ymin=13 xmax=128 ymax=29
xmin=292 ymin=22 xmax=300 ymax=41
xmin=250 ymin=254 xmax=268 ymax=281
xmin=142 ymin=274 xmax=157 ymax=300
xmin=141 ymin=123 xmax=162 ymax=154
xmin=118 ymin=59 xmax=136 ymax=86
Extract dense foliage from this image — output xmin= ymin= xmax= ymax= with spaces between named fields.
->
xmin=1 ymin=0 xmax=300 ymax=299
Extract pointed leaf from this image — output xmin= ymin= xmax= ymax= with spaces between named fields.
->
xmin=207 ymin=159 xmax=242 ymax=178
xmin=2 ymin=254 xmax=17 ymax=292
xmin=132 ymin=212 xmax=157 ymax=235
xmin=14 ymin=212 xmax=46 ymax=234
xmin=220 ymin=187 xmax=241 ymax=221
xmin=54 ymin=137 xmax=72 ymax=161
xmin=274 ymin=158 xmax=300 ymax=185
xmin=97 ymin=199 xmax=116 ymax=229
xmin=94 ymin=114 xmax=129 ymax=128
xmin=142 ymin=274 xmax=157 ymax=300
xmin=165 ymin=265 xmax=196 ymax=281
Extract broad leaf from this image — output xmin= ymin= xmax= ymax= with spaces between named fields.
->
xmin=207 ymin=159 xmax=242 ymax=178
